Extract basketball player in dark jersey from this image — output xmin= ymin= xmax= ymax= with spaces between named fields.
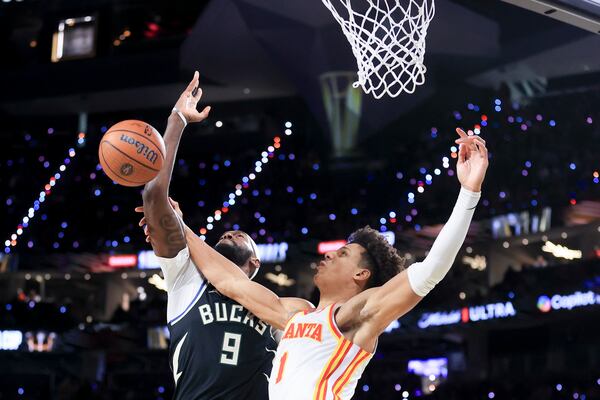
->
xmin=138 ymin=72 xmax=311 ymax=399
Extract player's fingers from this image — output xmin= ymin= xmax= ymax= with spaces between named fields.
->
xmin=479 ymin=143 xmax=489 ymax=160
xmin=474 ymin=136 xmax=486 ymax=145
xmin=457 ymin=136 xmax=485 ymax=148
xmin=189 ymin=107 xmax=211 ymax=122
xmin=475 ymin=138 xmax=487 ymax=149
xmin=468 ymin=135 xmax=486 ymax=146
xmin=198 ymin=106 xmax=211 ymax=119
xmin=181 ymin=71 xmax=198 ymax=101
xmin=193 ymin=87 xmax=202 ymax=100
xmin=185 ymin=71 xmax=199 ymax=94
xmin=458 ymin=143 xmax=468 ymax=162
xmin=134 ymin=206 xmax=144 ymax=213
xmin=138 ymin=217 xmax=146 ymax=227
xmin=456 ymin=127 xmax=468 ymax=139
xmin=192 ymin=73 xmax=202 ymax=98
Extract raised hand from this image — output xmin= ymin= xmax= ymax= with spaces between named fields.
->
xmin=454 ymin=128 xmax=489 ymax=192
xmin=173 ymin=71 xmax=211 ymax=124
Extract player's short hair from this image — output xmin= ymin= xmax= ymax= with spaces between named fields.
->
xmin=347 ymin=226 xmax=405 ymax=288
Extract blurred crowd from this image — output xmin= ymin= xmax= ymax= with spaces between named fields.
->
xmin=2 ymin=89 xmax=599 ymax=257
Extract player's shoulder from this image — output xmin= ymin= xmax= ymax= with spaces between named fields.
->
xmin=280 ymin=297 xmax=315 ymax=325
xmin=155 ymin=245 xmax=193 ymax=275
xmin=281 ymin=297 xmax=314 ymax=314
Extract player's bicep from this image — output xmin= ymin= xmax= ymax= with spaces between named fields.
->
xmin=142 ymin=191 xmax=186 ymax=258
xmin=362 ymin=270 xmax=422 ymax=334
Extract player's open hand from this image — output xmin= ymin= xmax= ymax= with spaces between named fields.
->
xmin=454 ymin=128 xmax=489 ymax=192
xmin=135 ymin=198 xmax=183 ymax=243
xmin=173 ymin=71 xmax=211 ymax=124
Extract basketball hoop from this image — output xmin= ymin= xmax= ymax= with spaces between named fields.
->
xmin=321 ymin=0 xmax=435 ymax=99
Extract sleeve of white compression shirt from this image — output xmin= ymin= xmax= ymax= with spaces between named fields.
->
xmin=406 ymin=187 xmax=481 ymax=297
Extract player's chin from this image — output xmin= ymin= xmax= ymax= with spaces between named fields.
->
xmin=313 ymin=270 xmax=324 ymax=285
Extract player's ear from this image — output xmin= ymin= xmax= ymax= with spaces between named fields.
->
xmin=353 ymin=268 xmax=371 ymax=283
xmin=248 ymin=257 xmax=260 ymax=279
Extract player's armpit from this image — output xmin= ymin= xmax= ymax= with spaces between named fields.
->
xmin=361 ymin=271 xmax=422 ymax=335
xmin=337 ymin=271 xmax=422 ymax=347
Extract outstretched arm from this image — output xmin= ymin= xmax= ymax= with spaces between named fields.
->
xmin=339 ymin=129 xmax=488 ymax=344
xmin=142 ymin=72 xmax=210 ymax=258
xmin=183 ymin=226 xmax=312 ymax=330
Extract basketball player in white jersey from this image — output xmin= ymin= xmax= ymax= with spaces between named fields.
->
xmin=180 ymin=128 xmax=488 ymax=399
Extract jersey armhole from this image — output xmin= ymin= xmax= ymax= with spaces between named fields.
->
xmin=328 ymin=303 xmax=343 ymax=340
xmin=282 ymin=309 xmax=304 ymax=333
xmin=167 ymin=279 xmax=207 ymax=326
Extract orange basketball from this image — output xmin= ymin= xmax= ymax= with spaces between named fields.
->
xmin=98 ymin=120 xmax=165 ymax=187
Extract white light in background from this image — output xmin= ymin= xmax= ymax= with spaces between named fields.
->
xmin=542 ymin=241 xmax=582 ymax=260
xmin=462 ymin=255 xmax=487 ymax=271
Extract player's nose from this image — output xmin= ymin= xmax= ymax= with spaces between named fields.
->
xmin=223 ymin=232 xmax=233 ymax=240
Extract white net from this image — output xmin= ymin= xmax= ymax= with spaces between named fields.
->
xmin=321 ymin=0 xmax=435 ymax=98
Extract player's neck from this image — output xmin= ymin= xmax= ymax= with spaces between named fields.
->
xmin=317 ymin=290 xmax=355 ymax=309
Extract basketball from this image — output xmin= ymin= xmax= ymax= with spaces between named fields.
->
xmin=98 ymin=120 xmax=166 ymax=187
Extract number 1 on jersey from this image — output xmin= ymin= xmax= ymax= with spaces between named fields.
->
xmin=275 ymin=352 xmax=288 ymax=384
xmin=220 ymin=332 xmax=241 ymax=365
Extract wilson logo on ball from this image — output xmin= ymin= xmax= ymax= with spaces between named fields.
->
xmin=119 ymin=134 xmax=159 ymax=164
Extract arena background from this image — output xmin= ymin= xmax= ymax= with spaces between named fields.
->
xmin=1 ymin=0 xmax=600 ymax=399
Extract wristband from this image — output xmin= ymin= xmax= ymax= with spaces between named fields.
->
xmin=171 ymin=107 xmax=188 ymax=128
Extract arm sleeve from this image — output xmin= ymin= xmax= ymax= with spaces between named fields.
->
xmin=406 ymin=187 xmax=481 ymax=297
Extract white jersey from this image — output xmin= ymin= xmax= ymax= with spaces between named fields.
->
xmin=154 ymin=246 xmax=207 ymax=325
xmin=269 ymin=304 xmax=373 ymax=400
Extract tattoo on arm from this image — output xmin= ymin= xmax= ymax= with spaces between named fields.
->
xmin=147 ymin=211 xmax=185 ymax=257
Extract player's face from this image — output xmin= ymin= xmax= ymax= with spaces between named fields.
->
xmin=314 ymin=243 xmax=366 ymax=289
xmin=215 ymin=231 xmax=256 ymax=267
